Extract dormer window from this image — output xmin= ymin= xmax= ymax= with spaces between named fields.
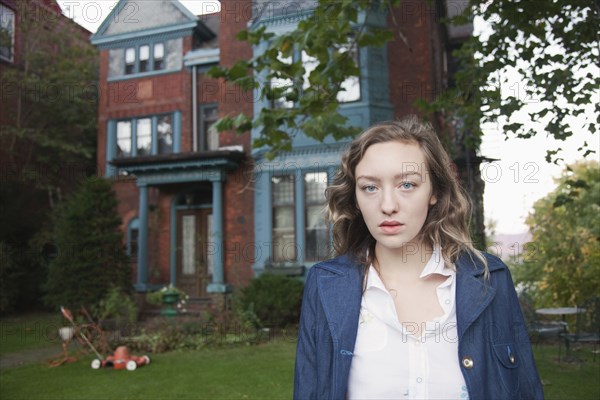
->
xmin=153 ymin=43 xmax=165 ymax=70
xmin=125 ymin=47 xmax=135 ymax=74
xmin=122 ymin=41 xmax=168 ymax=75
xmin=139 ymin=45 xmax=150 ymax=73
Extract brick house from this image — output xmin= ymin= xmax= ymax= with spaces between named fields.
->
xmin=91 ymin=0 xmax=475 ymax=310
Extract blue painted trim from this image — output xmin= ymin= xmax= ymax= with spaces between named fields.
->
xmin=92 ymin=22 xmax=197 ymax=47
xmin=131 ymin=117 xmax=138 ymax=156
xmin=207 ymin=283 xmax=231 ymax=293
xmin=150 ymin=115 xmax=158 ymax=155
xmin=210 ymin=180 xmax=224 ymax=289
xmin=183 ymin=48 xmax=220 ymax=67
xmin=106 ymin=120 xmax=117 ymax=177
xmin=173 ymin=111 xmax=182 ymax=153
xmin=137 ymin=184 xmax=149 ymax=288
xmin=295 ymin=174 xmax=305 ymax=263
xmin=252 ymin=165 xmax=271 ymax=276
xmin=126 ymin=217 xmax=140 ymax=257
xmin=108 ymin=38 xmax=180 ymax=80
xmin=91 ymin=0 xmax=127 ymax=40
xmin=106 ymin=68 xmax=181 ymax=83
xmin=109 ymin=112 xmax=180 ymax=166
xmin=169 ymin=198 xmax=177 ymax=287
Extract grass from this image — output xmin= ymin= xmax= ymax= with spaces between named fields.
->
xmin=0 ymin=339 xmax=295 ymax=399
xmin=0 ymin=313 xmax=63 ymax=355
xmin=533 ymin=342 xmax=600 ymax=400
xmin=1 ymin=313 xmax=599 ymax=399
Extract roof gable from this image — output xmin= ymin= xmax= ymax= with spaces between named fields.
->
xmin=91 ymin=0 xmax=197 ymax=43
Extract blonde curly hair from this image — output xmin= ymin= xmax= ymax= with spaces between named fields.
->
xmin=326 ymin=115 xmax=487 ymax=272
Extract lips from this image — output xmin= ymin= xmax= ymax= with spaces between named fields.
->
xmin=379 ymin=220 xmax=404 ymax=234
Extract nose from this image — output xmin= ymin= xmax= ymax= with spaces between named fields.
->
xmin=380 ymin=188 xmax=398 ymax=215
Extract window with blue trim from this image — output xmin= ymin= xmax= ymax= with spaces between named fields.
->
xmin=272 ymin=175 xmax=296 ymax=262
xmin=269 ymin=41 xmax=360 ymax=109
xmin=200 ymin=103 xmax=219 ymax=151
xmin=127 ymin=218 xmax=140 ymax=260
xmin=304 ymin=172 xmax=329 ymax=261
xmin=271 ymin=171 xmax=330 ymax=263
xmin=115 ymin=113 xmax=173 ymax=158
xmin=0 ymin=4 xmax=15 ymax=62
xmin=123 ymin=41 xmax=166 ymax=75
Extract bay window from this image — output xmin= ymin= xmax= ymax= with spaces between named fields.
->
xmin=115 ymin=113 xmax=174 ymax=158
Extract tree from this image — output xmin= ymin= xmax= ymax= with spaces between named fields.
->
xmin=44 ymin=177 xmax=131 ymax=313
xmin=513 ymin=161 xmax=599 ymax=307
xmin=0 ymin=1 xmax=98 ymax=311
xmin=207 ymin=1 xmax=394 ymax=158
xmin=0 ymin=2 xmax=98 ymax=194
xmin=209 ymin=0 xmax=598 ymax=160
xmin=433 ymin=0 xmax=599 ymax=162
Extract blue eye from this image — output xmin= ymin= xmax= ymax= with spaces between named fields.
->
xmin=401 ymin=182 xmax=414 ymax=190
xmin=363 ymin=185 xmax=377 ymax=193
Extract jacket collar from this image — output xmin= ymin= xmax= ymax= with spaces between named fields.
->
xmin=455 ymin=252 xmax=501 ymax=341
xmin=315 ymin=252 xmax=503 ymax=345
xmin=315 ymin=254 xmax=363 ymax=352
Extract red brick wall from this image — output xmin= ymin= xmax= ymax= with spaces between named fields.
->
xmin=387 ymin=0 xmax=442 ymax=119
xmin=218 ymin=0 xmax=254 ymax=287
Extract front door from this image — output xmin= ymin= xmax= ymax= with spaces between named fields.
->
xmin=176 ymin=208 xmax=212 ymax=297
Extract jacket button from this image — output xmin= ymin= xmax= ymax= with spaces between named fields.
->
xmin=462 ymin=356 xmax=474 ymax=369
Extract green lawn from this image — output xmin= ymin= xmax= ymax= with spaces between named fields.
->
xmin=533 ymin=342 xmax=600 ymax=400
xmin=1 ymin=339 xmax=296 ymax=399
xmin=0 ymin=313 xmax=63 ymax=355
xmin=1 ymin=313 xmax=599 ymax=399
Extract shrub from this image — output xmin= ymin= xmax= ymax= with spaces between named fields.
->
xmin=44 ymin=177 xmax=131 ymax=314
xmin=0 ymin=242 xmax=20 ymax=314
xmin=95 ymin=286 xmax=139 ymax=333
xmin=237 ymin=274 xmax=304 ymax=329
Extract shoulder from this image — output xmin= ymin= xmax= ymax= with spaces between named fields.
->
xmin=307 ymin=253 xmax=363 ymax=277
xmin=456 ymin=250 xmax=508 ymax=276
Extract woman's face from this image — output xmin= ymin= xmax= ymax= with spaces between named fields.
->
xmin=354 ymin=140 xmax=437 ymax=254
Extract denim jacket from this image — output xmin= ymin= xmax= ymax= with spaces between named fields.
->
xmin=294 ymin=252 xmax=544 ymax=400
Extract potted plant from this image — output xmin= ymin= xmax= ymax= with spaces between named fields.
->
xmin=146 ymin=285 xmax=188 ymax=317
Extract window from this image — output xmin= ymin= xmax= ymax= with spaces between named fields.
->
xmin=200 ymin=104 xmax=219 ymax=151
xmin=116 ymin=121 xmax=132 ymax=157
xmin=304 ymin=172 xmax=329 ymax=261
xmin=272 ymin=175 xmax=296 ymax=262
xmin=270 ymin=53 xmax=294 ymax=109
xmin=336 ymin=41 xmax=360 ymax=103
xmin=269 ymin=171 xmax=330 ymax=264
xmin=0 ymin=4 xmax=15 ymax=62
xmin=115 ymin=113 xmax=174 ymax=158
xmin=125 ymin=47 xmax=135 ymax=74
xmin=136 ymin=118 xmax=151 ymax=156
xmin=153 ymin=43 xmax=165 ymax=70
xmin=301 ymin=51 xmax=318 ymax=91
xmin=124 ymin=42 xmax=167 ymax=75
xmin=157 ymin=115 xmax=173 ymax=154
xmin=139 ymin=45 xmax=150 ymax=73
xmin=269 ymin=45 xmax=360 ymax=108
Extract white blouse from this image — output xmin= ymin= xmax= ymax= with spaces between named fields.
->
xmin=347 ymin=246 xmax=469 ymax=400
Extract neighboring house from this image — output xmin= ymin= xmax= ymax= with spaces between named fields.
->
xmin=0 ymin=0 xmax=91 ymax=132
xmin=91 ymin=0 xmax=476 ymax=310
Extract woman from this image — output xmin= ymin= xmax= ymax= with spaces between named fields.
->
xmin=294 ymin=116 xmax=543 ymax=400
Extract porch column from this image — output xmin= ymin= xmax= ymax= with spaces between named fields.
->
xmin=135 ymin=183 xmax=149 ymax=291
xmin=207 ymin=178 xmax=229 ymax=293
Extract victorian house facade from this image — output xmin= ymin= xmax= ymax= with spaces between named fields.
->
xmin=91 ymin=0 xmax=474 ymax=309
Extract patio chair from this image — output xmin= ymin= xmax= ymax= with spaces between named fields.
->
xmin=560 ymin=296 xmax=600 ymax=361
xmin=518 ymin=291 xmax=567 ymax=344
